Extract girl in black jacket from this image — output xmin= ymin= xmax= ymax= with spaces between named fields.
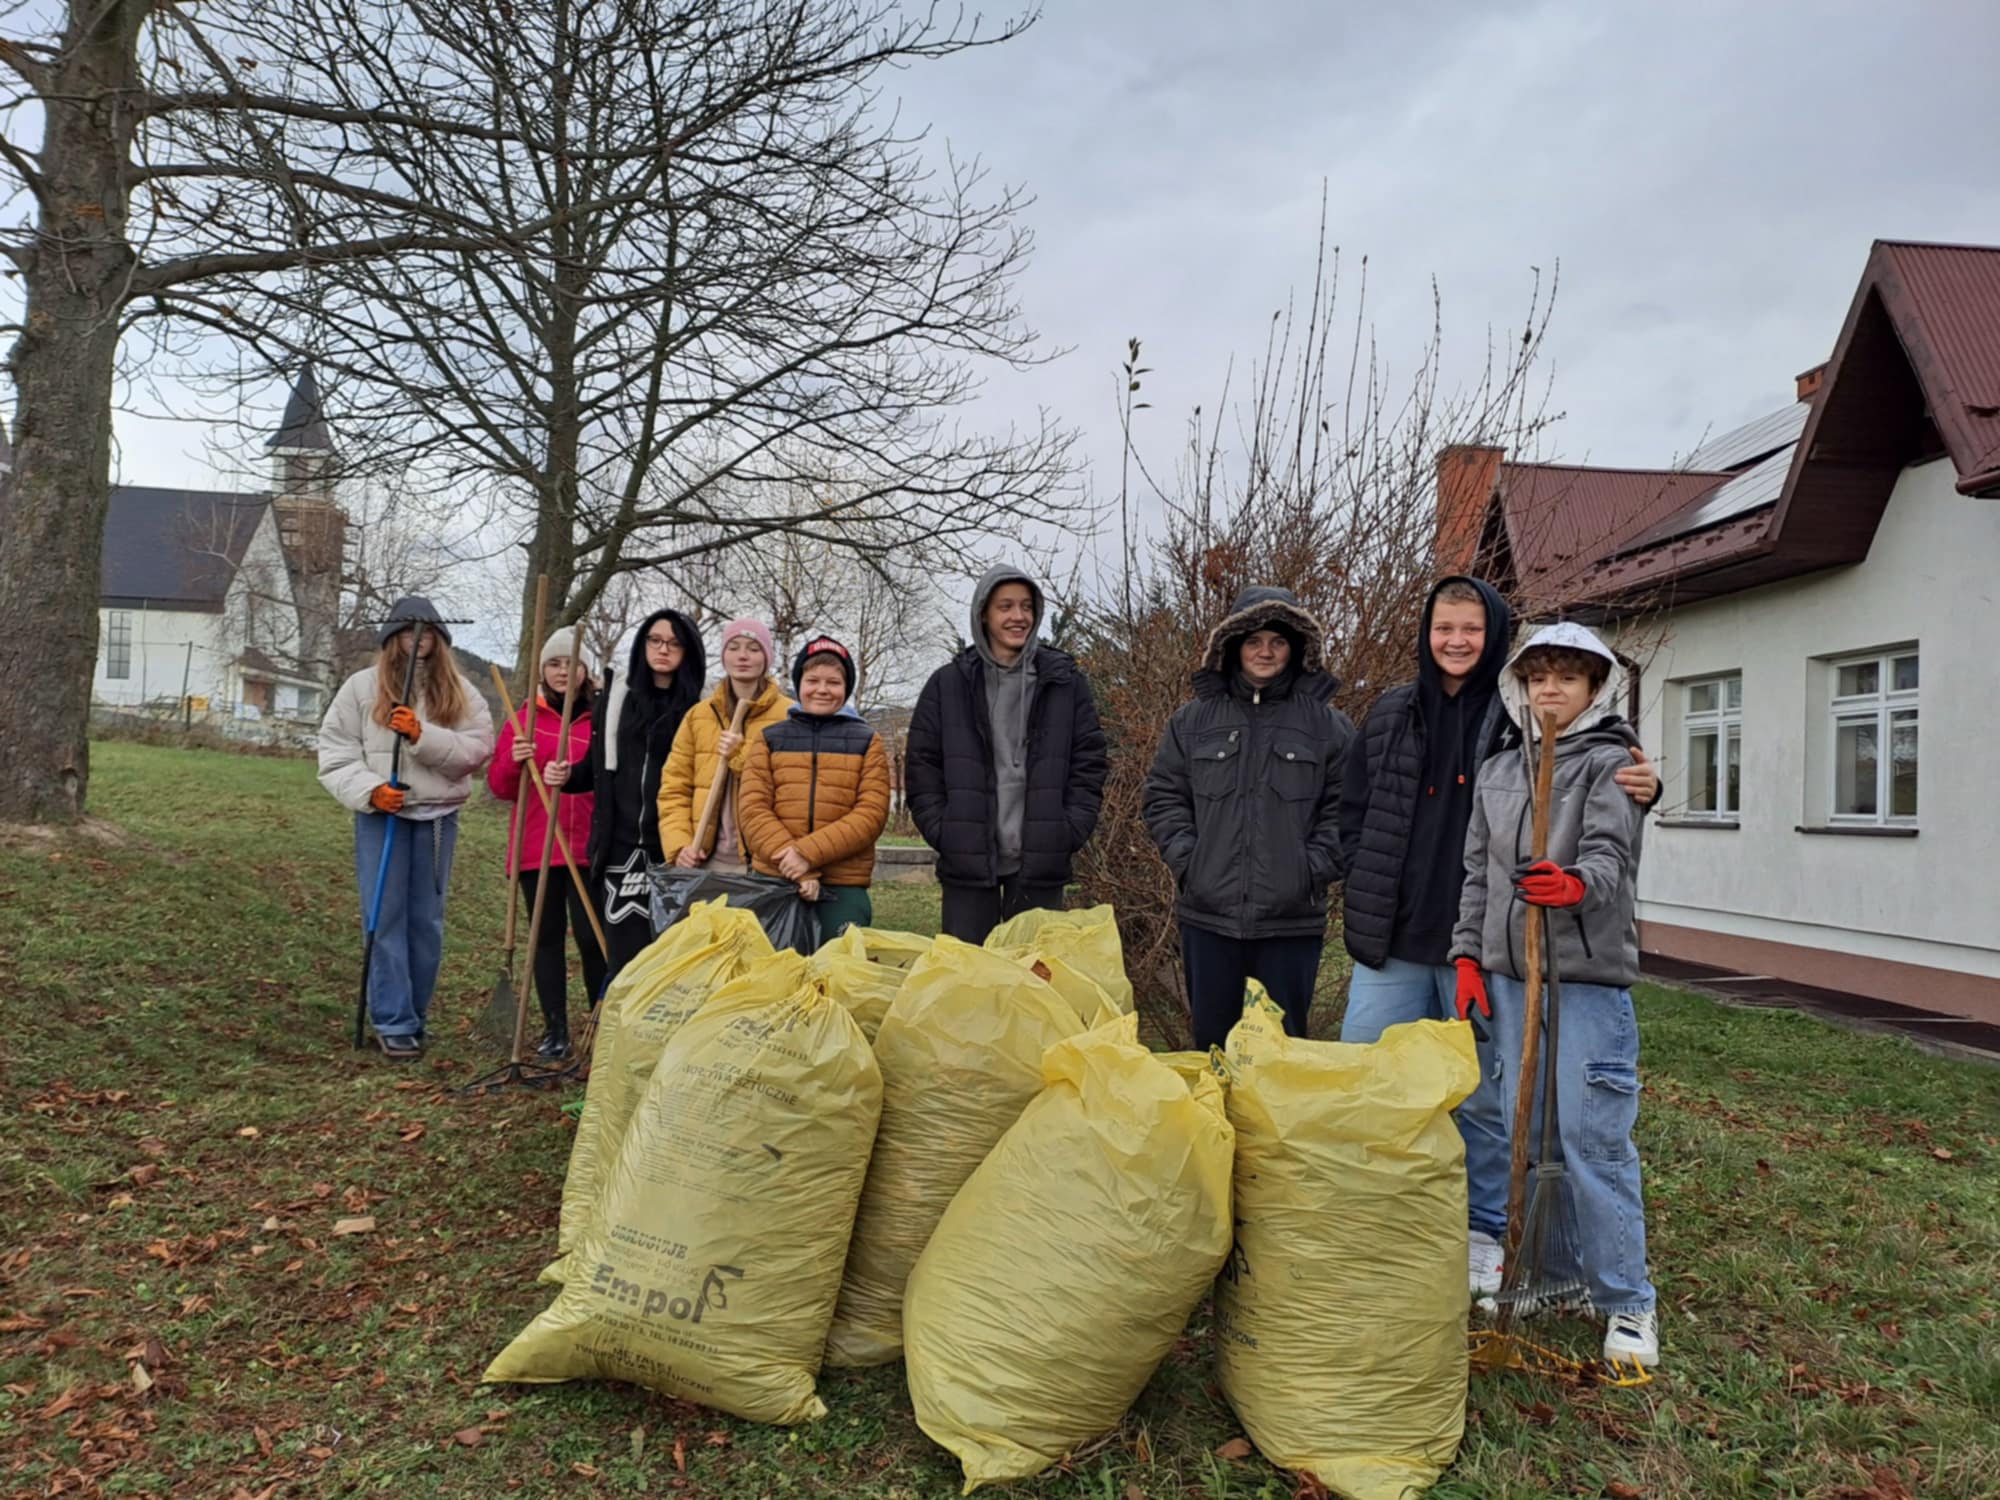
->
xmin=557 ymin=608 xmax=705 ymax=980
xmin=1143 ymin=587 xmax=1355 ymax=1047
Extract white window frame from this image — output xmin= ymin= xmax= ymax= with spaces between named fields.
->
xmin=105 ymin=610 xmax=133 ymax=680
xmin=1681 ymin=672 xmax=1742 ymax=820
xmin=1828 ymin=648 xmax=1918 ymax=826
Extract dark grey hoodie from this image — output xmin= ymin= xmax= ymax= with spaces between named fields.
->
xmin=970 ymin=564 xmax=1043 ymax=876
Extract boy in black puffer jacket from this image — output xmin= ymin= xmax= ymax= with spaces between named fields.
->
xmin=1143 ymin=587 xmax=1355 ymax=1047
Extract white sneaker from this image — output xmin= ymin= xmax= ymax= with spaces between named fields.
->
xmin=1468 ymin=1230 xmax=1505 ymax=1298
xmin=1603 ymin=1308 xmax=1660 ymax=1369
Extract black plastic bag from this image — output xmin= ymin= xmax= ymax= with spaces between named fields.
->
xmin=648 ymin=866 xmax=821 ymax=955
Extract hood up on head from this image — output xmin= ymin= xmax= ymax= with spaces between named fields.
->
xmin=970 ymin=563 xmax=1043 ymax=668
xmin=1417 ymin=575 xmax=1511 ymax=696
xmin=604 ymin=607 xmax=705 ymax=771
xmin=1499 ymin=621 xmax=1626 ymax=742
xmin=1199 ymin=585 xmax=1327 ymax=677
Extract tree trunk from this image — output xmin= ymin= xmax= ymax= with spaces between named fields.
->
xmin=0 ymin=3 xmax=147 ymax=822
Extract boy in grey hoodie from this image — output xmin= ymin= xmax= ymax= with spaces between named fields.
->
xmin=1450 ymin=621 xmax=1659 ymax=1370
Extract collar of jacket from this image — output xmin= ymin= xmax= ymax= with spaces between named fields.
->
xmin=705 ymin=675 xmax=781 ymax=719
xmin=955 ymin=642 xmax=1072 ymax=683
xmin=1192 ymin=665 xmax=1338 ymax=704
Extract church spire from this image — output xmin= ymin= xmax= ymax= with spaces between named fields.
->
xmin=267 ymin=365 xmax=333 ymax=453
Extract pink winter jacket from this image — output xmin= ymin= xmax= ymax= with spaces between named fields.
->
xmin=487 ymin=698 xmax=596 ymax=872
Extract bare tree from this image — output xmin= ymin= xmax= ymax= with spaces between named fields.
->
xmin=1072 ymin=222 xmax=1563 ymax=1041
xmin=163 ymin=0 xmax=1081 ymax=683
xmin=0 ymin=0 xmax=566 ymax=820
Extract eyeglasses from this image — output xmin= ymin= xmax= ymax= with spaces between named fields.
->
xmin=644 ymin=635 xmax=682 ymax=651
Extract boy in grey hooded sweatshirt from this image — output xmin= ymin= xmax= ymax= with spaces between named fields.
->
xmin=1450 ymin=621 xmax=1660 ymax=1371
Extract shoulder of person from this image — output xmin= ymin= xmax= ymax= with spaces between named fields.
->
xmin=1363 ymin=681 xmax=1418 ymax=724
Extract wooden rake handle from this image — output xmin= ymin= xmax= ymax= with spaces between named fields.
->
xmin=688 ymin=697 xmax=754 ymax=859
xmin=1506 ymin=710 xmax=1561 ymax=1254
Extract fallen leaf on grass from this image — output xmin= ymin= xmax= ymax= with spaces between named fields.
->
xmin=262 ymin=1216 xmax=282 ymax=1231
xmin=630 ymin=1426 xmax=646 ymax=1461
xmin=332 ymin=1216 xmax=377 ymax=1236
xmin=705 ymin=1431 xmax=729 ymax=1447
xmin=128 ymin=1164 xmax=160 ymax=1186
xmin=671 ymin=1433 xmax=685 ymax=1473
xmin=399 ymin=1124 xmax=426 ymax=1143
xmin=1215 ymin=1437 xmax=1254 ymax=1460
xmin=3 ymin=1383 xmax=32 ymax=1398
xmin=1606 ymin=1483 xmax=1646 ymax=1498
xmin=1931 ymin=1147 xmax=1954 ymax=1162
xmin=1125 ymin=1485 xmax=1145 ymax=1500
xmin=237 ymin=1126 xmax=261 ymax=1139
xmin=305 ymin=1445 xmax=334 ymax=1460
xmin=0 ymin=1315 xmax=46 ymax=1333
xmin=253 ymin=1426 xmax=272 ymax=1457
xmin=570 ymin=1462 xmax=600 ymax=1478
xmin=451 ymin=1426 xmax=485 ymax=1447
xmin=1515 ymin=1399 xmax=1557 ymax=1427
xmin=38 ymin=1385 xmax=89 ymax=1418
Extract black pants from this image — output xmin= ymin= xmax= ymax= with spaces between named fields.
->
xmin=597 ymin=847 xmax=656 ymax=984
xmin=519 ymin=867 xmax=607 ymax=1029
xmin=1180 ymin=923 xmax=1324 ymax=1050
xmin=939 ymin=877 xmax=1066 ymax=946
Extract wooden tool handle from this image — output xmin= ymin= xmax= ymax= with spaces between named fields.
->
xmin=488 ymin=663 xmax=610 ymax=960
xmin=689 ymin=696 xmax=754 ymax=857
xmin=1506 ymin=711 xmax=1562 ymax=1253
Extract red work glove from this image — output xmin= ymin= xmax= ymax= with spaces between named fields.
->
xmin=388 ymin=705 xmax=423 ymax=745
xmin=369 ymin=782 xmax=406 ymax=814
xmin=1453 ymin=958 xmax=1490 ymax=1023
xmin=1516 ymin=858 xmax=1585 ymax=908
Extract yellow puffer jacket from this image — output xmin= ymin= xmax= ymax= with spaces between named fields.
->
xmin=739 ymin=707 xmax=892 ymax=887
xmin=657 ymin=678 xmax=795 ymax=861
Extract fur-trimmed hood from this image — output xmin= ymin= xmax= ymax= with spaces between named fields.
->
xmin=1199 ymin=585 xmax=1327 ymax=675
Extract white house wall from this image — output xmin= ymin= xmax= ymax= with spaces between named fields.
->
xmin=1613 ymin=456 xmax=2000 ymax=986
xmin=93 ymin=606 xmax=240 ymax=708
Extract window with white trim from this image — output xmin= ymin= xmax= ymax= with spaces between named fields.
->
xmin=105 ymin=611 xmax=132 ymax=680
xmin=1829 ymin=649 xmax=1917 ymax=824
xmin=1682 ymin=673 xmax=1741 ymax=819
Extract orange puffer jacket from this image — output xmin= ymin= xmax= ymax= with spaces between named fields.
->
xmin=739 ymin=706 xmax=891 ymax=887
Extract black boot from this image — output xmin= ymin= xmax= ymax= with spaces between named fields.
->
xmin=536 ymin=1011 xmax=572 ymax=1061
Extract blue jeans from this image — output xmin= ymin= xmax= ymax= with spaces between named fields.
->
xmin=354 ymin=812 xmax=459 ymax=1039
xmin=1488 ymin=971 xmax=1656 ymax=1316
xmin=1342 ymin=958 xmax=1511 ymax=1239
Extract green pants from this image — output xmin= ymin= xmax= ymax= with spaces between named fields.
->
xmin=814 ymin=884 xmax=873 ymax=947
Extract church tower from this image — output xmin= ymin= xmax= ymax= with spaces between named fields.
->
xmin=267 ymin=367 xmax=347 ymax=688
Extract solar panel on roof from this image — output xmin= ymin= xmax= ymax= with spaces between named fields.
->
xmin=1684 ymin=401 xmax=1809 ymax=472
xmin=1628 ymin=445 xmax=1794 ymax=549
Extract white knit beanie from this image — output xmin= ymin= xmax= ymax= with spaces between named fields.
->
xmin=539 ymin=627 xmax=578 ymax=667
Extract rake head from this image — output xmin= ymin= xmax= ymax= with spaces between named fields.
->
xmin=478 ymin=964 xmax=521 ymax=1050
xmin=1490 ymin=1158 xmax=1588 ymax=1327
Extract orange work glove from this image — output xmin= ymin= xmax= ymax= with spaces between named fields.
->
xmin=388 ymin=705 xmax=423 ymax=744
xmin=1453 ymin=957 xmax=1490 ymax=1022
xmin=370 ymin=782 xmax=406 ymax=814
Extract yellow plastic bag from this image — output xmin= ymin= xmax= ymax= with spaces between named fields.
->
xmin=904 ymin=1012 xmax=1234 ymax=1491
xmin=1215 ymin=997 xmax=1479 ymax=1500
xmin=486 ymin=949 xmax=882 ymax=1423
xmin=827 ymin=925 xmax=932 ymax=970
xmin=984 ymin=903 xmax=1134 ymax=1017
xmin=807 ymin=926 xmax=931 ymax=1039
xmin=824 ymin=936 xmax=1089 ymax=1368
xmin=546 ymin=901 xmax=771 ymax=1281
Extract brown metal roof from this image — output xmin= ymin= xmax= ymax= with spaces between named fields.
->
xmin=1524 ymin=238 xmax=2000 ymax=615
xmin=1493 ymin=462 xmax=1732 ymax=608
xmin=1874 ymin=241 xmax=2000 ymax=494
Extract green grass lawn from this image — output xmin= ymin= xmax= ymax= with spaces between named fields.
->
xmin=3 ymin=741 xmax=1997 ymax=1498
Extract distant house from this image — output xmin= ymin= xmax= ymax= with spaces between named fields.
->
xmin=91 ymin=370 xmax=348 ymax=735
xmin=1437 ymin=239 xmax=2000 ymax=1026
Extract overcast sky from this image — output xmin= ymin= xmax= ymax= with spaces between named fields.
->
xmin=101 ymin=0 xmax=2000 ymax=650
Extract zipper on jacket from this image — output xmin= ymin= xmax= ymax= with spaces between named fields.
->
xmin=1572 ymin=910 xmax=1594 ymax=961
xmin=806 ymin=721 xmax=821 ymax=834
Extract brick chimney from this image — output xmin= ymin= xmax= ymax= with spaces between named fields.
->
xmin=1435 ymin=445 xmax=1504 ymax=573
xmin=1795 ymin=362 xmax=1828 ymax=402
